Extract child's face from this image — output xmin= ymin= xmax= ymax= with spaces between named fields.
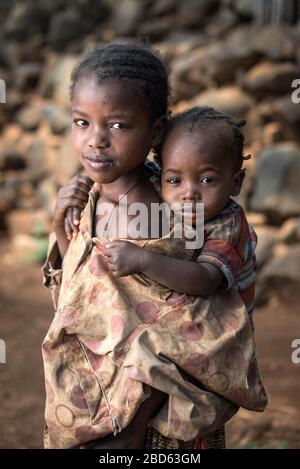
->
xmin=71 ymin=78 xmax=158 ymax=184
xmin=161 ymin=125 xmax=244 ymax=223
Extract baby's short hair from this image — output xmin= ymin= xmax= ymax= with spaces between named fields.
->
xmin=155 ymin=106 xmax=249 ymax=171
xmin=70 ymin=40 xmax=170 ymax=122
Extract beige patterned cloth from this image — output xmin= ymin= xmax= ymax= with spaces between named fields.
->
xmin=42 ymin=184 xmax=267 ymax=449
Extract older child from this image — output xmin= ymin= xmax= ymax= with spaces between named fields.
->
xmin=42 ymin=43 xmax=267 ymax=450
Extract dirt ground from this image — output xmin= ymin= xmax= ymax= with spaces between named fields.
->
xmin=0 ymin=238 xmax=299 ymax=449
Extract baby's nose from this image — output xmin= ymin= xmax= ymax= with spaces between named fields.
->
xmin=182 ymin=186 xmax=201 ymax=201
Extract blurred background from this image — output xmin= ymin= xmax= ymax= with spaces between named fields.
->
xmin=0 ymin=0 xmax=300 ymax=448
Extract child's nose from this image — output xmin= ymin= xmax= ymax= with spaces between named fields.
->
xmin=88 ymin=128 xmax=110 ymax=149
xmin=182 ymin=184 xmax=201 ymax=201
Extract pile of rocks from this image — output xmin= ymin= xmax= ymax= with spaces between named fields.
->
xmin=1 ymin=0 xmax=300 ymax=304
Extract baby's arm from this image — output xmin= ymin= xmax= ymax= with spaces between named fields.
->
xmin=104 ymin=240 xmax=223 ymax=296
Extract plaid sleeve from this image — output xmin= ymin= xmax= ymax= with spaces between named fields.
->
xmin=197 ymin=239 xmax=244 ymax=290
xmin=196 ymin=202 xmax=248 ymax=290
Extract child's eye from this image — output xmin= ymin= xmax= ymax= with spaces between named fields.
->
xmin=110 ymin=123 xmax=129 ymax=130
xmin=73 ymin=118 xmax=88 ymax=127
xmin=200 ymin=176 xmax=216 ymax=184
xmin=166 ymin=177 xmax=181 ymax=185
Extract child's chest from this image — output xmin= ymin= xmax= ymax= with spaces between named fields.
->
xmin=93 ymin=191 xmax=164 ymax=239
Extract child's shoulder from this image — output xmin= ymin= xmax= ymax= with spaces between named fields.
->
xmin=204 ymin=199 xmax=250 ymax=245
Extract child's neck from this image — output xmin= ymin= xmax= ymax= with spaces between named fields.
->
xmin=98 ymin=164 xmax=146 ymax=202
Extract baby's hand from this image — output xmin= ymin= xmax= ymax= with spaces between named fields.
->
xmin=103 ymin=240 xmax=145 ymax=277
xmin=54 ymin=174 xmax=94 ymax=240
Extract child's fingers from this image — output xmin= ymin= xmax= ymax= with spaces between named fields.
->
xmin=64 ymin=217 xmax=73 ymax=241
xmin=73 ymin=207 xmax=82 ymax=226
xmin=66 ymin=208 xmax=78 ymax=236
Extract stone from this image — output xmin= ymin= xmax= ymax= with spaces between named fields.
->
xmin=52 ymin=133 xmax=81 ymax=186
xmin=36 ymin=177 xmax=58 ymax=217
xmin=242 ymin=62 xmax=300 ymax=98
xmin=189 ymin=86 xmax=254 ymax=119
xmin=108 ymin=0 xmax=146 ymax=36
xmin=6 ymin=209 xmax=51 ymax=237
xmin=47 ymin=9 xmax=83 ymax=49
xmin=258 ymin=244 xmax=300 ymax=302
xmin=254 ymin=226 xmax=278 ymax=269
xmin=171 ymin=28 xmax=259 ymax=100
xmin=17 ymin=105 xmax=43 ymax=131
xmin=0 ymin=176 xmax=20 ymax=213
xmin=272 ymin=94 xmax=300 ymax=142
xmin=42 ymin=105 xmax=70 ymax=134
xmin=25 ymin=137 xmax=48 ymax=182
xmin=14 ymin=62 xmax=41 ymax=91
xmin=39 ymin=55 xmax=78 ymax=108
xmin=277 ymin=217 xmax=300 ymax=244
xmin=250 ymin=143 xmax=300 ymax=223
xmin=253 ymin=25 xmax=296 ymax=61
xmin=175 ymin=0 xmax=220 ymax=28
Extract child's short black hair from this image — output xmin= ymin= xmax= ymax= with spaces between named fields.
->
xmin=154 ymin=106 xmax=249 ymax=171
xmin=70 ymin=40 xmax=170 ymax=122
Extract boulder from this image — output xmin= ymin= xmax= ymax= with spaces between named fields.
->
xmin=242 ymin=62 xmax=300 ymax=98
xmin=250 ymin=143 xmax=300 ymax=223
xmin=254 ymin=226 xmax=278 ymax=269
xmin=189 ymin=86 xmax=254 ymax=119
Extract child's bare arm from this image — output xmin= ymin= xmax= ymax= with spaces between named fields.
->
xmin=104 ymin=240 xmax=223 ymax=296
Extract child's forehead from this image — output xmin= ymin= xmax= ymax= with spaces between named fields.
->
xmin=72 ymin=78 xmax=143 ymax=110
xmin=164 ymin=125 xmax=227 ymax=157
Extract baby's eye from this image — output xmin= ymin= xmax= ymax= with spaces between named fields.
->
xmin=110 ymin=123 xmax=129 ymax=130
xmin=73 ymin=118 xmax=88 ymax=127
xmin=166 ymin=177 xmax=181 ymax=185
xmin=200 ymin=176 xmax=216 ymax=184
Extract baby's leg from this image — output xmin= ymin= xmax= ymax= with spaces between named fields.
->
xmin=80 ymin=387 xmax=167 ymax=449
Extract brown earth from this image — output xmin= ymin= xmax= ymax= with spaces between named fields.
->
xmin=0 ymin=238 xmax=299 ymax=449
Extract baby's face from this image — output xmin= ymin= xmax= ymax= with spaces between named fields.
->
xmin=161 ymin=125 xmax=244 ymax=223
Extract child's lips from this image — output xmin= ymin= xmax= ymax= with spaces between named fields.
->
xmin=84 ymin=156 xmax=116 ymax=171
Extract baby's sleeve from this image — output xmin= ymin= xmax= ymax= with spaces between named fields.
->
xmin=196 ymin=206 xmax=249 ymax=290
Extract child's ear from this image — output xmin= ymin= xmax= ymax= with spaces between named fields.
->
xmin=231 ymin=169 xmax=245 ymax=196
xmin=151 ymin=115 xmax=167 ymax=148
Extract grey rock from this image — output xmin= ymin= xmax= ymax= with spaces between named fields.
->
xmin=25 ymin=137 xmax=48 ymax=182
xmin=250 ymin=143 xmax=300 ymax=222
xmin=52 ymin=133 xmax=81 ymax=186
xmin=255 ymin=226 xmax=278 ymax=269
xmin=253 ymin=25 xmax=296 ymax=61
xmin=242 ymin=62 xmax=300 ymax=98
xmin=108 ymin=0 xmax=146 ymax=36
xmin=36 ymin=177 xmax=58 ymax=217
xmin=42 ymin=105 xmax=70 ymax=134
xmin=259 ymin=245 xmax=300 ymax=302
xmin=16 ymin=105 xmax=43 ymax=131
xmin=189 ymin=86 xmax=254 ymax=119
xmin=47 ymin=9 xmax=83 ymax=49
xmin=272 ymin=94 xmax=300 ymax=142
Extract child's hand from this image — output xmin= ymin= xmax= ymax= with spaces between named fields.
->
xmin=54 ymin=174 xmax=94 ymax=240
xmin=103 ymin=240 xmax=145 ymax=277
